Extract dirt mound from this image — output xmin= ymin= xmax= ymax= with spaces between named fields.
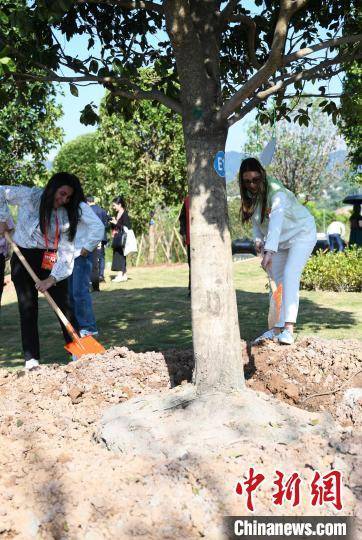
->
xmin=246 ymin=337 xmax=362 ymax=427
xmin=0 ymin=338 xmax=360 ymax=539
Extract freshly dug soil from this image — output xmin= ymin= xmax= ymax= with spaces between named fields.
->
xmin=0 ymin=338 xmax=360 ymax=539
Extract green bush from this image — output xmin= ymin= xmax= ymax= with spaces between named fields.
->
xmin=301 ymin=246 xmax=362 ymax=292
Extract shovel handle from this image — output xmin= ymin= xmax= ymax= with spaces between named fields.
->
xmin=5 ymin=231 xmax=79 ymax=337
xmin=267 ymin=270 xmax=277 ymax=294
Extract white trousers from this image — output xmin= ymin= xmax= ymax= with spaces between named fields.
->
xmin=271 ymin=238 xmax=316 ymax=326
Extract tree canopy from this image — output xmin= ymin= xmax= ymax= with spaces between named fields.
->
xmin=0 ymin=79 xmax=63 ymax=185
xmin=53 ymin=88 xmax=186 ymax=233
xmin=243 ymin=99 xmax=352 ymax=205
xmin=1 ymin=1 xmax=361 ymax=127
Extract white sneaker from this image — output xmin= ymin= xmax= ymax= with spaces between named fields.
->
xmin=277 ymin=329 xmax=294 ymax=345
xmin=252 ymin=328 xmax=277 ymax=345
xmin=112 ymin=274 xmax=127 ymax=282
xmin=25 ymin=359 xmax=40 ymax=370
xmin=79 ymin=329 xmax=99 ymax=338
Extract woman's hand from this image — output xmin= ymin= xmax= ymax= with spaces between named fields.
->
xmin=80 ymin=247 xmax=90 ymax=257
xmin=110 ymin=218 xmax=117 ymax=225
xmin=35 ymin=277 xmax=56 ymax=293
xmin=261 ymin=251 xmax=273 ymax=272
xmin=255 ymin=240 xmax=264 ymax=254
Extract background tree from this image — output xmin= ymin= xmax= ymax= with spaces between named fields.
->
xmin=0 ymin=80 xmax=63 ymax=185
xmin=339 ymin=62 xmax=362 ymax=177
xmin=53 ymin=132 xmax=98 ymax=193
xmin=339 ymin=7 xmax=361 ymax=182
xmin=53 ymin=90 xmax=186 ymax=234
xmin=243 ymin=99 xmax=350 ymax=204
xmin=2 ymin=0 xmax=361 ymax=393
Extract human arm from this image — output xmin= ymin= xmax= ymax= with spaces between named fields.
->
xmin=252 ymin=215 xmax=265 ymax=254
xmin=47 ymin=228 xmax=75 ymax=283
xmin=264 ymin=191 xmax=287 ymax=253
xmin=79 ymin=202 xmax=105 ymax=255
xmin=0 ymin=186 xmax=33 ymax=231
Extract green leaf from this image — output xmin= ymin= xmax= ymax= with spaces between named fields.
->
xmin=69 ymin=83 xmax=79 ymax=97
xmin=112 ymin=58 xmax=123 ymax=74
xmin=0 ymin=10 xmax=9 ymax=24
xmin=89 ymin=59 xmax=99 ymax=74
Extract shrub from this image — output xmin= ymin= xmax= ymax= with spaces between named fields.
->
xmin=301 ymin=246 xmax=362 ymax=292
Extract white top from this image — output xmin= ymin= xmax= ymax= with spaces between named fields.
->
xmin=326 ymin=221 xmax=345 ymax=237
xmin=73 ymin=202 xmax=105 ymax=258
xmin=252 ymin=191 xmax=316 ymax=252
xmin=0 ymin=186 xmax=105 ymax=281
xmin=0 ymin=186 xmax=75 ymax=282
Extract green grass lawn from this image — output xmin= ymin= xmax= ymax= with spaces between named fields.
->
xmin=1 ymin=259 xmax=361 ymax=369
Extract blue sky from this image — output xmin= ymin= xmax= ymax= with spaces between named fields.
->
xmin=49 ymin=23 xmax=344 ymax=160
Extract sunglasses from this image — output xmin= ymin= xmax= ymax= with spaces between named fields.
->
xmin=242 ymin=176 xmax=263 ymax=185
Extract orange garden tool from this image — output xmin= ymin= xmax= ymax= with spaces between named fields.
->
xmin=6 ymin=232 xmax=105 ymax=358
xmin=267 ymin=271 xmax=283 ymax=330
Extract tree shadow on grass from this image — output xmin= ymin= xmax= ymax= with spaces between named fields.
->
xmin=0 ymin=287 xmax=357 ymax=370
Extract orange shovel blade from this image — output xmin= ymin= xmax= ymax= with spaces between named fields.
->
xmin=64 ymin=335 xmax=105 ymax=358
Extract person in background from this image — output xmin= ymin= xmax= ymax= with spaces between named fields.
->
xmin=0 ymin=215 xmax=15 ymax=309
xmin=327 ymin=220 xmax=346 ymax=252
xmin=111 ymin=196 xmax=131 ymax=282
xmin=0 ymin=173 xmax=82 ymax=369
xmin=179 ymin=194 xmax=191 ymax=296
xmin=238 ymin=157 xmax=316 ymax=345
xmin=86 ymin=196 xmax=110 ymax=289
xmin=68 ymin=195 xmax=105 ymax=337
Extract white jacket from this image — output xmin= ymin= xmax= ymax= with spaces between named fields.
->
xmin=74 ymin=202 xmax=105 ymax=258
xmin=252 ymin=177 xmax=316 ymax=252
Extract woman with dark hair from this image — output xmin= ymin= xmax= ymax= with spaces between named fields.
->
xmin=0 ymin=172 xmax=83 ymax=369
xmin=238 ymin=157 xmax=316 ymax=345
xmin=110 ymin=196 xmax=131 ymax=282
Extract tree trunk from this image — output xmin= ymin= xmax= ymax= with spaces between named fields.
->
xmin=148 ymin=219 xmax=155 ymax=264
xmin=164 ymin=0 xmax=244 ymax=393
xmin=185 ymin=128 xmax=244 ymax=393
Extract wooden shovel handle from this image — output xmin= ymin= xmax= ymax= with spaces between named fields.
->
xmin=267 ymin=270 xmax=277 ymax=294
xmin=5 ymin=231 xmax=78 ymax=337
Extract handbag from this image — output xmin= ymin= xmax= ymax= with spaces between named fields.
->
xmin=112 ymin=228 xmax=127 ymax=250
xmin=123 ymin=227 xmax=138 ymax=256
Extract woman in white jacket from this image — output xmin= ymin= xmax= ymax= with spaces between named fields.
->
xmin=0 ymin=173 xmax=82 ymax=368
xmin=238 ymin=158 xmax=317 ymax=345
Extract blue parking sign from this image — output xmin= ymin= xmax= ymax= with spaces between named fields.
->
xmin=214 ymin=151 xmax=225 ymax=177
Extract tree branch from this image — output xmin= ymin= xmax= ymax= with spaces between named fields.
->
xmin=217 ymin=0 xmax=309 ymax=122
xmin=11 ymin=72 xmax=182 ymax=114
xmin=283 ymin=34 xmax=362 ymax=66
xmin=109 ymin=85 xmax=182 ymax=113
xmin=228 ymin=14 xmax=261 ymax=69
xmin=219 ymin=0 xmax=239 ymax=27
xmin=75 ymin=0 xmax=164 ymax=13
xmin=227 ymin=52 xmax=357 ymax=126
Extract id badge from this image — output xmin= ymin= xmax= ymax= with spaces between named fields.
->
xmin=41 ymin=250 xmax=57 ymax=270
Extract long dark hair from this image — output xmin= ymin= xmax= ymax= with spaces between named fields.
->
xmin=238 ymin=158 xmax=268 ymax=223
xmin=39 ymin=172 xmax=85 ymax=241
xmin=113 ymin=196 xmax=127 ymax=210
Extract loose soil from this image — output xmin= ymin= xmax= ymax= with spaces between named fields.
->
xmin=0 ymin=338 xmax=361 ymax=539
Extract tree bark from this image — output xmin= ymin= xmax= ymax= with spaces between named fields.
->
xmin=163 ymin=0 xmax=244 ymax=393
xmin=185 ymin=128 xmax=244 ymax=393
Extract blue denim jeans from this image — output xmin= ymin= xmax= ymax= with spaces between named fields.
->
xmin=97 ymin=244 xmax=105 ymax=279
xmin=69 ymin=253 xmax=98 ymax=333
xmin=328 ymin=234 xmax=344 ymax=252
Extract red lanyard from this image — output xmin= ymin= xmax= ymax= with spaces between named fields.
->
xmin=44 ymin=211 xmax=59 ymax=251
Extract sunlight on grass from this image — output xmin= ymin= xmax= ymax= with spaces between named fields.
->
xmin=1 ymin=260 xmax=360 ymax=369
